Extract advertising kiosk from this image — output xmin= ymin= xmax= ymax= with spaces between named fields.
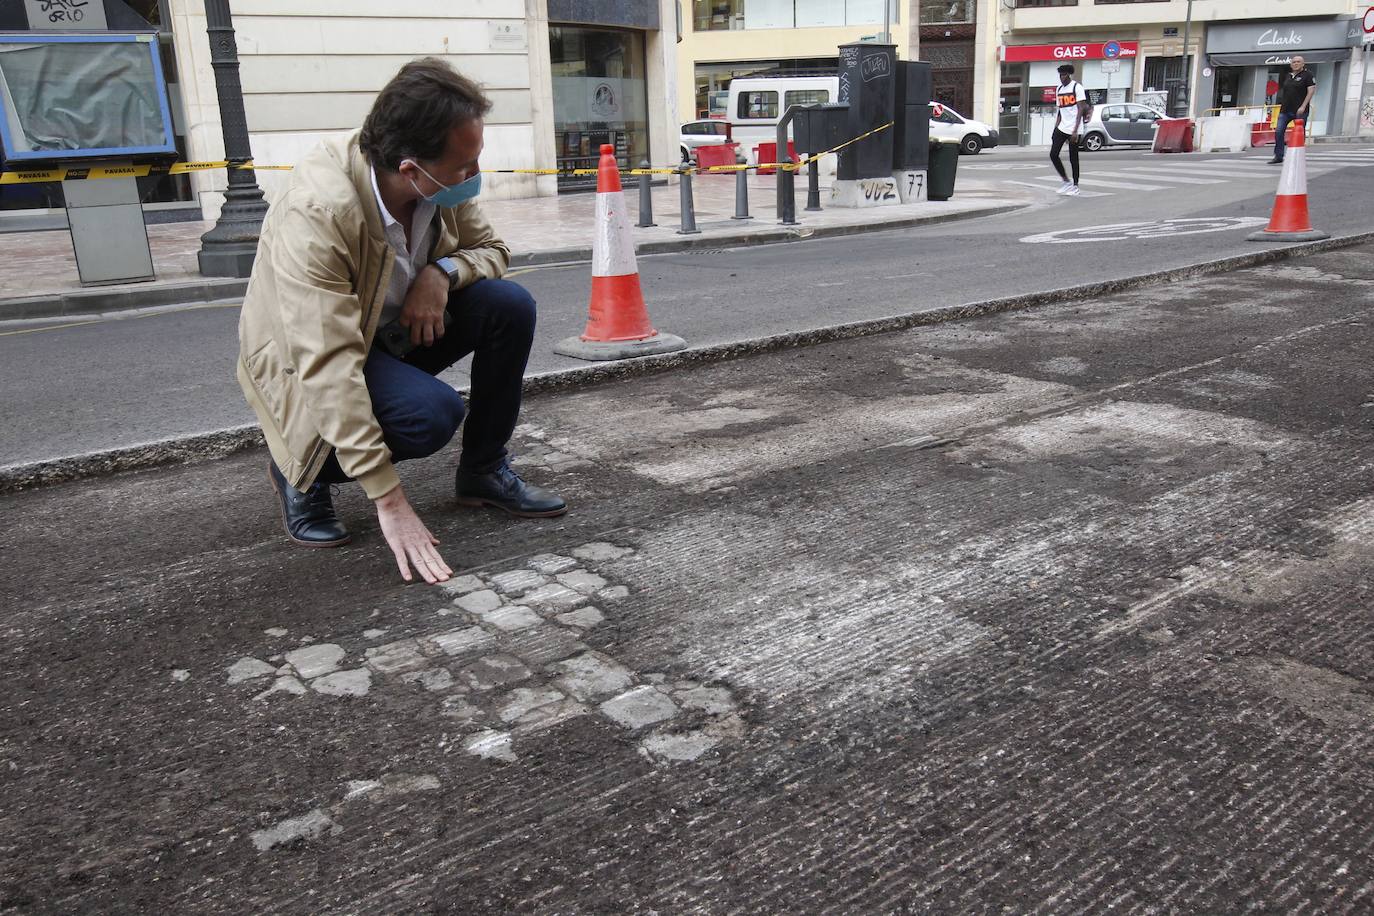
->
xmin=0 ymin=29 xmax=177 ymax=284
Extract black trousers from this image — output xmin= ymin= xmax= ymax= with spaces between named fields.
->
xmin=317 ymin=278 xmax=536 ymax=484
xmin=1050 ymin=129 xmax=1080 ymax=185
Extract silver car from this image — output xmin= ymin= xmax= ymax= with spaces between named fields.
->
xmin=1080 ymin=103 xmax=1163 ymax=151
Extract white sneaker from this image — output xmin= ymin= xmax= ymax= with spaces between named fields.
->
xmin=1063 ymin=184 xmax=1081 ymax=197
xmin=1056 ymin=180 xmax=1074 ymax=194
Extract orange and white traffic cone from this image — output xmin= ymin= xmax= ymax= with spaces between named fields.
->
xmin=1247 ymin=119 xmax=1328 ymax=242
xmin=554 ymin=144 xmax=686 ymax=361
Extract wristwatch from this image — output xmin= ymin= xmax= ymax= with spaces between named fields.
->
xmin=433 ymin=256 xmax=462 ymax=290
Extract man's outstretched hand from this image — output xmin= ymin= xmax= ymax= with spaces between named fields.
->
xmin=374 ymin=485 xmax=452 ymax=583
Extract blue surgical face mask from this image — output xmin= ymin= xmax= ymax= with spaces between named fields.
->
xmin=406 ymin=160 xmax=481 ymax=207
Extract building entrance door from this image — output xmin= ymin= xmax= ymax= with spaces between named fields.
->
xmin=1212 ymin=66 xmax=1242 ymax=110
xmin=999 ymin=63 xmax=1027 ymax=146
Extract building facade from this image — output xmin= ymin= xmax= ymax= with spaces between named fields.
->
xmin=992 ymin=0 xmax=1366 ymax=146
xmin=0 ymin=0 xmax=680 ymax=226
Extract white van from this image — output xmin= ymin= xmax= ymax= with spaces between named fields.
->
xmin=726 ymin=74 xmax=839 ymax=165
xmin=721 ymin=73 xmax=999 ymax=161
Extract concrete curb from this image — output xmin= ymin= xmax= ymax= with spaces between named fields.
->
xmin=4 ymin=227 xmax=1371 ymax=494
xmin=1 ymin=202 xmax=1028 ymax=321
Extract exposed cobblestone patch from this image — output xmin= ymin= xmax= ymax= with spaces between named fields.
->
xmin=250 ymin=773 xmax=440 ymax=853
xmin=223 ymin=543 xmax=745 ymax=765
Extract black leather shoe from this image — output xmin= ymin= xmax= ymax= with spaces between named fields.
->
xmin=456 ymin=460 xmax=567 ymax=518
xmin=267 ymin=462 xmax=352 ymax=547
xmin=1267 ymin=158 xmax=1283 ymax=164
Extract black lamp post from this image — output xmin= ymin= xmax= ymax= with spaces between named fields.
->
xmin=197 ymin=0 xmax=269 ymax=278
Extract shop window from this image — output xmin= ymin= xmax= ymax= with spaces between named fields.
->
xmin=920 ymin=0 xmax=973 ymax=24
xmin=738 ymin=90 xmax=779 ymax=119
xmin=693 ymin=0 xmax=745 ymax=30
xmin=550 ymin=26 xmax=650 ymax=190
xmin=784 ymin=89 xmax=829 ymax=109
xmin=1142 ymin=55 xmax=1193 ymax=93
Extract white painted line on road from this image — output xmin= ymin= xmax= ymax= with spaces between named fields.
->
xmin=1149 ymin=166 xmax=1272 ymax=178
xmin=1006 ymin=180 xmax=1111 ymax=197
xmin=1107 ymin=169 xmax=1226 ymax=184
xmin=1035 ymin=175 xmax=1167 ymax=191
xmin=1020 ymin=216 xmax=1269 ymax=244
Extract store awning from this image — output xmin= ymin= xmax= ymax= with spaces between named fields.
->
xmin=1207 ymin=49 xmax=1350 ymax=66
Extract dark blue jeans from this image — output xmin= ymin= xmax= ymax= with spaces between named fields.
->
xmin=318 ymin=278 xmax=536 ymax=483
xmin=1272 ymin=112 xmax=1305 ymax=161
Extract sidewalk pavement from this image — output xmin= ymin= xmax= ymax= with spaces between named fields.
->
xmin=0 ymin=172 xmax=1033 ymax=321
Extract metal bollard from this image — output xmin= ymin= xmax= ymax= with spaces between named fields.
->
xmin=778 ymin=162 xmax=797 ymax=226
xmin=805 ymin=158 xmax=822 ymax=212
xmin=731 ymin=160 xmax=752 ymax=221
xmin=677 ymin=166 xmax=701 ymax=235
xmin=636 ymin=159 xmax=656 ymax=228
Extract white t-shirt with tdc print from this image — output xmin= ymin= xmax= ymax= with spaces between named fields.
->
xmin=1054 ymin=81 xmax=1086 ymax=134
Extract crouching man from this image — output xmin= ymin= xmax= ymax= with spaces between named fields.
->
xmin=236 ymin=58 xmax=565 ymax=584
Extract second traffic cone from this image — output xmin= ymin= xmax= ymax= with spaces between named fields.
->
xmin=554 ymin=145 xmax=686 ymax=361
xmin=1248 ymin=119 xmax=1328 ymax=243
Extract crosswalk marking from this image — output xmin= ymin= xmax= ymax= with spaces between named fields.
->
xmin=1003 ymin=149 xmax=1374 ymax=199
xmin=1035 ymin=174 xmax=1167 ymax=191
xmin=1007 ymin=179 xmax=1111 ymax=197
xmin=1111 ymin=169 xmax=1226 ymax=184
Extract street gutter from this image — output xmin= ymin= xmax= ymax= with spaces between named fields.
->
xmin=4 ymin=227 xmax=1371 ymax=493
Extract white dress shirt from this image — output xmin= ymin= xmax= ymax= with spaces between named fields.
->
xmin=370 ymin=166 xmax=436 ymax=329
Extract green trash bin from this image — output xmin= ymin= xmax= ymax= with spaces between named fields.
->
xmin=927 ymin=138 xmax=959 ymax=201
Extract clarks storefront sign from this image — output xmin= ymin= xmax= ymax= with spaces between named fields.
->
xmin=1206 ymin=18 xmax=1359 ymax=66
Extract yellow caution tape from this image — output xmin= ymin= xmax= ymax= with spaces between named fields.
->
xmin=0 ymin=122 xmax=901 ymax=185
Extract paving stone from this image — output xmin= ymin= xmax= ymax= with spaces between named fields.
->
xmin=426 ymin=626 xmax=496 ymax=660
xmin=675 ymin=685 xmax=737 ymax=715
xmin=572 ymin=542 xmax=633 ymax=562
xmin=551 ymin=651 xmax=635 ymax=702
xmin=597 ymin=585 xmax=631 ymax=602
xmin=364 ymin=639 xmax=430 ymax=675
xmin=263 ymin=627 xmax=289 ymax=638
xmin=283 ymin=643 xmax=347 ymax=680
xmin=454 ymin=589 xmax=503 ymax=614
xmin=599 ymin=686 xmax=680 ymax=730
xmin=401 ymin=668 xmax=455 ymax=692
xmin=170 ymin=669 xmax=190 ymax=683
xmin=456 ymin=654 xmax=532 ymax=692
xmin=362 ymin=628 xmax=387 ymax=639
xmin=496 ymin=686 xmax=567 ymax=724
xmin=438 ymin=696 xmax=485 ymax=726
xmin=522 ymin=583 xmax=587 ymax=612
xmin=343 ymin=779 xmax=384 ymax=801
xmin=512 ymin=699 xmax=588 ymax=734
xmin=527 ymin=553 xmax=579 ymax=575
xmin=463 ymin=730 xmax=517 ymax=763
xmin=557 ymin=570 xmax=608 ymax=595
xmin=645 ymin=673 xmax=667 ymax=684
xmin=437 ymin=574 xmax=486 ymax=596
xmin=250 ymin=809 xmax=337 ymax=852
xmin=311 ymin=668 xmax=372 ymax=697
xmin=476 ymin=605 xmax=544 ymax=633
xmin=639 ymin=731 xmax=722 ymax=763
xmin=227 ymin=657 xmax=277 ymax=685
xmin=488 ymin=568 xmax=548 ymax=596
xmin=555 ymin=606 xmax=605 ymax=629
xmin=253 ymin=676 xmax=306 ymax=701
xmin=502 ymin=625 xmax=586 ymax=666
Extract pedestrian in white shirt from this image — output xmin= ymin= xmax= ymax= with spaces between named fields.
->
xmin=1050 ymin=63 xmax=1090 ymax=196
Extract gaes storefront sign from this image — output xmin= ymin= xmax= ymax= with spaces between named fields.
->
xmin=1002 ymin=42 xmax=1139 ymax=63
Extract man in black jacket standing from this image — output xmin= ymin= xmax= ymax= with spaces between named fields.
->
xmin=1270 ymin=55 xmax=1316 ymax=165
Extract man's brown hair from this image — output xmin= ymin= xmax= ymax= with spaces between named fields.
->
xmin=360 ymin=58 xmax=492 ymax=171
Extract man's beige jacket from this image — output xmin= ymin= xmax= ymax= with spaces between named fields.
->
xmin=236 ymin=130 xmax=510 ymax=500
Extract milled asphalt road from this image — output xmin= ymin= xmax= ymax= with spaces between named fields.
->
xmin=4 ymin=243 xmax=1374 ymax=912
xmin=3 ymin=145 xmax=1373 ymax=467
